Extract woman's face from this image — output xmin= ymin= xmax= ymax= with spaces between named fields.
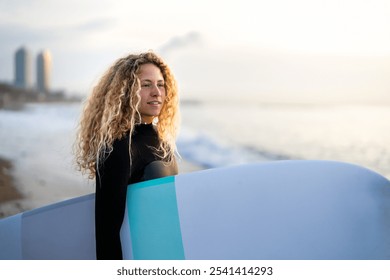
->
xmin=137 ymin=63 xmax=166 ymax=124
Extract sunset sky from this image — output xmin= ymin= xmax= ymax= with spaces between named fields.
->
xmin=1 ymin=0 xmax=390 ymax=103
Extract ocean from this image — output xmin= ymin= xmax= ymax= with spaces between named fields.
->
xmin=0 ymin=100 xmax=389 ymax=210
xmin=179 ymin=100 xmax=390 ymax=179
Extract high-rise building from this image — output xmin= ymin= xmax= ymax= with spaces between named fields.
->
xmin=14 ymin=46 xmax=32 ymax=89
xmin=36 ymin=50 xmax=52 ymax=94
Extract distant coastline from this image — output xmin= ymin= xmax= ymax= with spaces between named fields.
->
xmin=0 ymin=82 xmax=81 ymax=110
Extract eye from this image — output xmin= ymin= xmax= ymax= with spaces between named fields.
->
xmin=141 ymin=83 xmax=151 ymax=88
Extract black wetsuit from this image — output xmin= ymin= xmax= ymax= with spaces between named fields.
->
xmin=95 ymin=123 xmax=178 ymax=260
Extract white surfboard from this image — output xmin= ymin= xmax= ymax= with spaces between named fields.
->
xmin=1 ymin=160 xmax=389 ymax=260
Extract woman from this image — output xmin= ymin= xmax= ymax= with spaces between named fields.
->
xmin=74 ymin=51 xmax=180 ymax=259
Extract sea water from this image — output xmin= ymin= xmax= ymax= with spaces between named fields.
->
xmin=179 ymin=100 xmax=390 ymax=179
xmin=0 ymin=100 xmax=389 ymax=209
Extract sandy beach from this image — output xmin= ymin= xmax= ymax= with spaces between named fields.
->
xmin=0 ymin=157 xmax=24 ymax=218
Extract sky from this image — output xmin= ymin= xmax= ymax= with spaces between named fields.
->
xmin=1 ymin=0 xmax=390 ymax=104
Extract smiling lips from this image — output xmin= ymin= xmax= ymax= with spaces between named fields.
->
xmin=147 ymin=101 xmax=162 ymax=105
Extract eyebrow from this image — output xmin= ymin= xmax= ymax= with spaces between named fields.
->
xmin=141 ymin=79 xmax=164 ymax=82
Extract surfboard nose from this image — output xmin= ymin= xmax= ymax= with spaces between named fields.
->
xmin=175 ymin=161 xmax=390 ymax=260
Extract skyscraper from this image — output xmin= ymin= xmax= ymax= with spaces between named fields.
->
xmin=36 ymin=50 xmax=52 ymax=94
xmin=14 ymin=46 xmax=32 ymax=89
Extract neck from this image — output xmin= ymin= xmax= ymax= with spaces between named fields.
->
xmin=141 ymin=117 xmax=154 ymax=124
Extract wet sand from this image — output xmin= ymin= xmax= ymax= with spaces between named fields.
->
xmin=0 ymin=157 xmax=24 ymax=218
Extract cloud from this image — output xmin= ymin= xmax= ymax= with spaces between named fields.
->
xmin=0 ymin=24 xmax=48 ymax=49
xmin=70 ymin=17 xmax=117 ymax=33
xmin=157 ymin=31 xmax=203 ymax=56
xmin=0 ymin=16 xmax=117 ymax=50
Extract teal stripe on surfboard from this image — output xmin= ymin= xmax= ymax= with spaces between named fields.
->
xmin=125 ymin=176 xmax=185 ymax=260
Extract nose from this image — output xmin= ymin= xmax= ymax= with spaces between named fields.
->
xmin=151 ymin=84 xmax=162 ymax=97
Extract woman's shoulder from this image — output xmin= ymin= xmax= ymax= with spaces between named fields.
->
xmin=112 ymin=132 xmax=130 ymax=150
xmin=97 ymin=133 xmax=131 ymax=178
xmin=102 ymin=133 xmax=130 ymax=162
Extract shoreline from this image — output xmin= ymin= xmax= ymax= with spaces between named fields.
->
xmin=0 ymin=157 xmax=24 ymax=218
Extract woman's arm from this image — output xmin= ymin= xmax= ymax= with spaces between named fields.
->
xmin=95 ymin=137 xmax=130 ymax=260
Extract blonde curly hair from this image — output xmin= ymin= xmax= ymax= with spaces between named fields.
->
xmin=74 ymin=51 xmax=180 ymax=179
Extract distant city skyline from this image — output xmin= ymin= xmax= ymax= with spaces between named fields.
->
xmin=14 ymin=46 xmax=32 ymax=89
xmin=13 ymin=46 xmax=52 ymax=94
xmin=36 ymin=50 xmax=51 ymax=93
